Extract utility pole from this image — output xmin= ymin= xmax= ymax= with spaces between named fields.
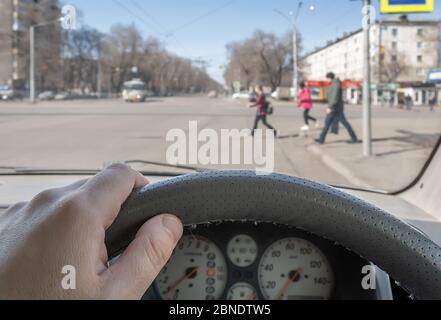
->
xmin=275 ymin=2 xmax=314 ymax=103
xmin=362 ymin=0 xmax=373 ymax=156
xmin=292 ymin=17 xmax=299 ymax=104
xmin=30 ymin=25 xmax=35 ymax=103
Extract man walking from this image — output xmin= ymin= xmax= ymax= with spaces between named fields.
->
xmin=315 ymin=72 xmax=358 ymax=145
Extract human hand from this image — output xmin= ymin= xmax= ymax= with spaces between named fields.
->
xmin=326 ymin=108 xmax=332 ymax=114
xmin=0 ymin=164 xmax=183 ymax=300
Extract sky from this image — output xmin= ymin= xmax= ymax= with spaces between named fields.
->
xmin=68 ymin=0 xmax=441 ymax=83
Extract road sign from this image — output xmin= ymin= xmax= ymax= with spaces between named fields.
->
xmin=232 ymin=81 xmax=241 ymax=92
xmin=428 ymin=70 xmax=441 ymax=83
xmin=380 ymin=0 xmax=434 ymax=13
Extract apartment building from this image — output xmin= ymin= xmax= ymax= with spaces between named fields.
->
xmin=301 ymin=16 xmax=441 ymax=106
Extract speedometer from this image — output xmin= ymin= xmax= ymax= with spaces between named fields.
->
xmin=155 ymin=235 xmax=228 ymax=300
xmin=258 ymin=238 xmax=333 ymax=300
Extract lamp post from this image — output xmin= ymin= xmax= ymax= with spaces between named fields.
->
xmin=275 ymin=2 xmax=314 ymax=103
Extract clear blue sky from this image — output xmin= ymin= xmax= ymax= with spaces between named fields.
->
xmin=68 ymin=0 xmax=441 ymax=83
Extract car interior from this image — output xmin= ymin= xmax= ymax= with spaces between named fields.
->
xmin=1 ymin=0 xmax=441 ymax=302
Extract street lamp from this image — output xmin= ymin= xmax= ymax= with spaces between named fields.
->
xmin=275 ymin=2 xmax=315 ymax=103
xmin=29 ymin=17 xmax=65 ymax=103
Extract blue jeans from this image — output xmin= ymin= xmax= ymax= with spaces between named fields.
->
xmin=319 ymin=112 xmax=358 ymax=144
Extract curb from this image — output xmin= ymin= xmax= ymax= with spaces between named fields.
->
xmin=307 ymin=144 xmax=374 ymax=189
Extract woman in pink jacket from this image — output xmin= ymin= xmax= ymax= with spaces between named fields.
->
xmin=298 ymin=81 xmax=318 ymax=131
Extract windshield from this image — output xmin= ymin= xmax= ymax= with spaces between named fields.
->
xmin=0 ymin=0 xmax=440 ymax=192
xmin=124 ymin=83 xmax=147 ymax=91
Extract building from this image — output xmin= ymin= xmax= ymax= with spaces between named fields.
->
xmin=301 ymin=16 xmax=441 ymax=106
xmin=0 ymin=0 xmax=61 ymax=91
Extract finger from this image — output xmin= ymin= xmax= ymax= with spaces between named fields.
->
xmin=80 ymin=164 xmax=149 ymax=227
xmin=101 ymin=214 xmax=183 ymax=300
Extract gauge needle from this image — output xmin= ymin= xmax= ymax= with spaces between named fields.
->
xmin=247 ymin=292 xmax=257 ymax=300
xmin=276 ymin=268 xmax=302 ymax=300
xmin=164 ymin=267 xmax=199 ymax=296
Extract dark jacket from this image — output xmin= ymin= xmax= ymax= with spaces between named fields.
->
xmin=326 ymin=78 xmax=344 ymax=113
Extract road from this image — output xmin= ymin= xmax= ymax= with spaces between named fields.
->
xmin=0 ymin=96 xmax=439 ymax=190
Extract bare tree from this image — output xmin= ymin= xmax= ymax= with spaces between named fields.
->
xmin=224 ymin=30 xmax=301 ymax=91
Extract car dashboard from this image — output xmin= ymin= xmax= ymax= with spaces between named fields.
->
xmin=142 ymin=222 xmax=392 ymax=300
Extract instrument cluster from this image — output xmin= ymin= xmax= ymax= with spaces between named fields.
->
xmin=144 ymin=222 xmax=379 ymax=300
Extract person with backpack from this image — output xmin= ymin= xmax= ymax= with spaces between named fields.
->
xmin=249 ymin=84 xmax=277 ymax=137
xmin=298 ymin=81 xmax=319 ymax=131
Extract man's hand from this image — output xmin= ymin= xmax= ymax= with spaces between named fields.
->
xmin=326 ymin=108 xmax=332 ymax=114
xmin=0 ymin=164 xmax=183 ymax=300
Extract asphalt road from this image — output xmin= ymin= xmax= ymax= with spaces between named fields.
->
xmin=0 ymin=96 xmax=439 ymax=189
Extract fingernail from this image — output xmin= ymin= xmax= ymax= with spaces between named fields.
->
xmin=161 ymin=215 xmax=183 ymax=242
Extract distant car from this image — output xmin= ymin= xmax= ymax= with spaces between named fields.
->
xmin=232 ymin=91 xmax=256 ymax=100
xmin=54 ymin=92 xmax=71 ymax=101
xmin=207 ymin=91 xmax=218 ymax=99
xmin=271 ymin=87 xmax=295 ymax=101
xmin=38 ymin=91 xmax=56 ymax=101
xmin=0 ymin=86 xmax=14 ymax=101
xmin=122 ymin=79 xmax=150 ymax=103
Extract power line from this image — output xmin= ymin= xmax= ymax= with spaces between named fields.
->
xmin=111 ymin=0 xmax=164 ymax=36
xmin=128 ymin=0 xmax=188 ymax=53
xmin=168 ymin=0 xmax=238 ymax=36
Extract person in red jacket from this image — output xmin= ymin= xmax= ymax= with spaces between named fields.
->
xmin=249 ymin=84 xmax=277 ymax=137
xmin=298 ymin=81 xmax=318 ymax=131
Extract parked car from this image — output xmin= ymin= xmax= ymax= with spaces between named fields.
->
xmin=0 ymin=86 xmax=14 ymax=101
xmin=54 ymin=92 xmax=71 ymax=101
xmin=0 ymin=86 xmax=26 ymax=101
xmin=38 ymin=91 xmax=56 ymax=101
xmin=232 ymin=91 xmax=256 ymax=100
xmin=271 ymin=87 xmax=295 ymax=101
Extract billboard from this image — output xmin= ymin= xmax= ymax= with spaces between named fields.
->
xmin=380 ymin=0 xmax=434 ymax=13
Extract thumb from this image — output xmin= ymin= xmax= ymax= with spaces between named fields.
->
xmin=102 ymin=214 xmax=183 ymax=300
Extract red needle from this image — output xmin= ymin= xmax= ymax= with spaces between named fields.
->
xmin=275 ymin=268 xmax=302 ymax=300
xmin=164 ymin=267 xmax=199 ymax=296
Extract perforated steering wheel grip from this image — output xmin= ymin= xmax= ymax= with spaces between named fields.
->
xmin=105 ymin=171 xmax=441 ymax=300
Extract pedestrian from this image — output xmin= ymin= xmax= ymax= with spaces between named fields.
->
xmin=429 ymin=93 xmax=437 ymax=112
xmin=315 ymin=72 xmax=358 ymax=145
xmin=249 ymin=84 xmax=277 ymax=137
xmin=405 ymin=94 xmax=413 ymax=111
xmin=298 ymin=81 xmax=319 ymax=131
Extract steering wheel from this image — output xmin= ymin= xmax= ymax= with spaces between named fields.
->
xmin=105 ymin=171 xmax=441 ymax=300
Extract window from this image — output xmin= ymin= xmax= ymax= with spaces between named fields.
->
xmin=391 ymin=55 xmax=397 ymax=62
xmin=391 ymin=28 xmax=398 ymax=37
xmin=417 ymin=55 xmax=423 ymax=63
xmin=416 ymin=68 xmax=425 ymax=76
xmin=417 ymin=42 xmax=422 ymax=49
xmin=392 ymin=42 xmax=397 ymax=50
xmin=417 ymin=28 xmax=424 ymax=36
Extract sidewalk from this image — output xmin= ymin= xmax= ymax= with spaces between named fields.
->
xmin=304 ymin=110 xmax=440 ymax=192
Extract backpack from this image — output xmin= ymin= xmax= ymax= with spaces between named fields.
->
xmin=265 ymin=101 xmax=274 ymax=115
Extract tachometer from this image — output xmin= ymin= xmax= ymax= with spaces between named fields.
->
xmin=258 ymin=238 xmax=333 ymax=300
xmin=155 ymin=235 xmax=228 ymax=300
